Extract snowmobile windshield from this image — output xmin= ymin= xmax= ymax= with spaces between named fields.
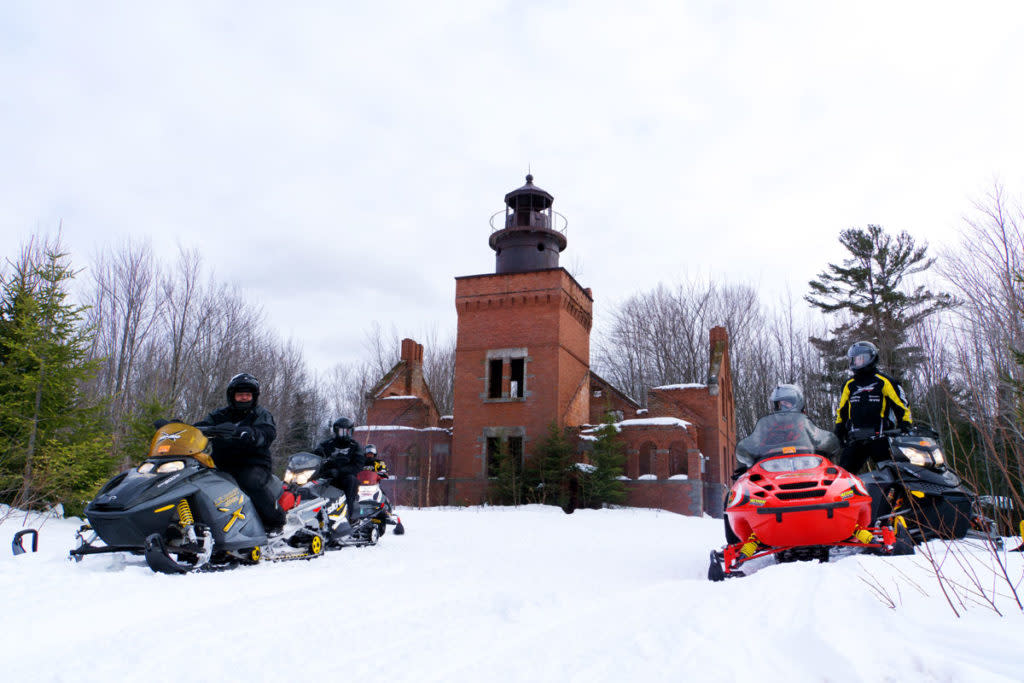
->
xmin=736 ymin=413 xmax=819 ymax=465
xmin=284 ymin=452 xmax=322 ymax=486
xmin=286 ymin=452 xmax=321 ymax=473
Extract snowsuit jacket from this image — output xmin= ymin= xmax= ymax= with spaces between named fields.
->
xmin=834 ymin=369 xmax=912 ymax=442
xmin=196 ymin=405 xmax=277 ymax=473
xmin=313 ymin=436 xmax=367 ymax=481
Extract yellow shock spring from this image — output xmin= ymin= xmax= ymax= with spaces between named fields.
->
xmin=739 ymin=534 xmax=759 ymax=558
xmin=177 ymin=499 xmax=194 ymax=526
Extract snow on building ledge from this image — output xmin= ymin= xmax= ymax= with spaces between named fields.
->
xmin=652 ymin=383 xmax=708 ymax=391
xmin=356 ymin=425 xmax=451 ymax=433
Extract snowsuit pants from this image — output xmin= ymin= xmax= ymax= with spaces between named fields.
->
xmin=839 ymin=438 xmax=891 ymax=475
xmin=332 ymin=473 xmax=360 ymax=523
xmin=232 ymin=467 xmax=286 ymax=530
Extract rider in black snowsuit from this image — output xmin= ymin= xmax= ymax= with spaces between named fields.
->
xmin=313 ymin=417 xmax=367 ymax=523
xmin=196 ymin=373 xmax=286 ymax=533
xmin=834 ymin=341 xmax=913 ymax=474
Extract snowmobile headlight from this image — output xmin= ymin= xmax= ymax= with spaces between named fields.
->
xmin=899 ymin=447 xmax=932 ymax=467
xmin=155 ymin=460 xmax=185 ymax=473
xmin=284 ymin=469 xmax=315 ymax=486
xmin=931 ymin=448 xmax=945 ymax=467
xmin=760 ymin=456 xmax=822 ymax=472
xmin=138 ymin=462 xmax=155 ymax=474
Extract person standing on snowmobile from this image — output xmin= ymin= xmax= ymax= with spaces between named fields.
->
xmin=834 ymin=341 xmax=913 ymax=473
xmin=314 ymin=417 xmax=367 ymax=523
xmin=196 ymin=373 xmax=286 ymax=534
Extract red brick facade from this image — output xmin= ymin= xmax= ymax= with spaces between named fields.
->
xmin=355 ymin=177 xmax=736 ymax=516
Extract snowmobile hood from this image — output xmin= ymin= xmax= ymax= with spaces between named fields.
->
xmin=90 ymin=458 xmax=204 ymax=511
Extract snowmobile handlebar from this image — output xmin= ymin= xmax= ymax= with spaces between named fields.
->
xmin=846 ymin=427 xmax=906 ymax=443
xmin=197 ymin=423 xmax=239 ymax=439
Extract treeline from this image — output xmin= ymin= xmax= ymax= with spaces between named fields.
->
xmin=0 ymin=236 xmax=455 ymax=515
xmin=3 ymin=186 xmax=1022 ymax=525
xmin=593 ymin=185 xmax=1024 ymax=531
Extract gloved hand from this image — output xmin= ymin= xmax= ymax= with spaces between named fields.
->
xmin=234 ymin=424 xmax=256 ymax=444
xmin=899 ymin=424 xmax=911 ymax=435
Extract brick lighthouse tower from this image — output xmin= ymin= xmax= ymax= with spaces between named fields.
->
xmin=449 ymin=175 xmax=594 ymax=503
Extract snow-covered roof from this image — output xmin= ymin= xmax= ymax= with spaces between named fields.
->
xmin=652 ymin=383 xmax=707 ymax=390
xmin=355 ymin=425 xmax=450 ymax=433
xmin=380 ymin=395 xmax=419 ymax=400
xmin=580 ymin=416 xmax=691 ymax=435
xmin=617 ymin=416 xmax=691 ymax=429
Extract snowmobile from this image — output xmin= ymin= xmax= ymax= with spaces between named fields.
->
xmin=356 ymin=464 xmax=405 ymax=537
xmin=708 ymin=412 xmax=911 ymax=582
xmin=69 ymin=422 xmax=328 ymax=573
xmin=277 ymin=452 xmax=389 ymax=548
xmin=851 ymin=426 xmax=1002 ymax=547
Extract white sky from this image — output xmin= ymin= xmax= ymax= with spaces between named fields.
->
xmin=3 ymin=2 xmax=1023 ymax=375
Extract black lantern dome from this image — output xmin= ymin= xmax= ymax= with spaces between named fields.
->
xmin=489 ymin=174 xmax=567 ymax=274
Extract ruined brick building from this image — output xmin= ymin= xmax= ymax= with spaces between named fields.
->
xmin=358 ymin=175 xmax=736 ymax=516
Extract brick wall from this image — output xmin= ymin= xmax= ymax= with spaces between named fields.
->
xmin=451 ymin=268 xmax=593 ymax=483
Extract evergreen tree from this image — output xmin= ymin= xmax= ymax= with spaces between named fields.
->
xmin=0 ymin=237 xmax=114 ymax=513
xmin=524 ymin=422 xmax=573 ymax=505
xmin=487 ymin=436 xmax=523 ymax=505
xmin=806 ymin=225 xmax=954 ymax=389
xmin=581 ymin=416 xmax=627 ymax=508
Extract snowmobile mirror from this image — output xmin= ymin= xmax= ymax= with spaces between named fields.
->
xmin=12 ymin=529 xmax=38 ymax=556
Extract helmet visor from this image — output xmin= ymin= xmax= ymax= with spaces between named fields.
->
xmin=850 ymin=352 xmax=873 ymax=369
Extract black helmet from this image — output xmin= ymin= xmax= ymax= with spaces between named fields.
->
xmin=769 ymin=383 xmax=805 ymax=413
xmin=332 ymin=417 xmax=354 ymax=439
xmin=365 ymin=444 xmax=378 ymax=457
xmin=226 ymin=373 xmax=260 ymax=410
xmin=847 ymin=341 xmax=879 ymax=373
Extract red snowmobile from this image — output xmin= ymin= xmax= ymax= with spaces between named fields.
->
xmin=708 ymin=411 xmax=914 ymax=581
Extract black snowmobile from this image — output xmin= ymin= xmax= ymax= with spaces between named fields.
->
xmin=278 ymin=451 xmax=384 ymax=548
xmin=851 ymin=426 xmax=1002 ymax=547
xmin=70 ymin=422 xmax=328 ymax=573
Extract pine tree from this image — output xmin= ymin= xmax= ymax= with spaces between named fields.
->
xmin=524 ymin=422 xmax=573 ymax=505
xmin=0 ymin=236 xmax=114 ymax=513
xmin=582 ymin=417 xmax=627 ymax=508
xmin=806 ymin=225 xmax=954 ymax=389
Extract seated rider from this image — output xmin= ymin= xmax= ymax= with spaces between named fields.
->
xmin=363 ymin=444 xmax=389 ymax=478
xmin=735 ymin=383 xmax=840 ymax=472
xmin=313 ymin=417 xmax=367 ymax=523
xmin=196 ymin=373 xmax=286 ymax=534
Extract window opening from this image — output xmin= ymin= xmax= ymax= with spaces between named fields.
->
xmin=486 ymin=437 xmax=502 ymax=477
xmin=488 ymin=359 xmax=503 ymax=399
xmin=509 ymin=358 xmax=525 ymax=398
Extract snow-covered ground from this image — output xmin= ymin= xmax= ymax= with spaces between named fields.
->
xmin=2 ymin=505 xmax=1022 ymax=683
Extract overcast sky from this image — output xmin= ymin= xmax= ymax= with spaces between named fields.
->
xmin=2 ymin=2 xmax=1023 ymax=376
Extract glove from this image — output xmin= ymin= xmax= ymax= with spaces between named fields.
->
xmin=234 ymin=425 xmax=256 ymax=444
